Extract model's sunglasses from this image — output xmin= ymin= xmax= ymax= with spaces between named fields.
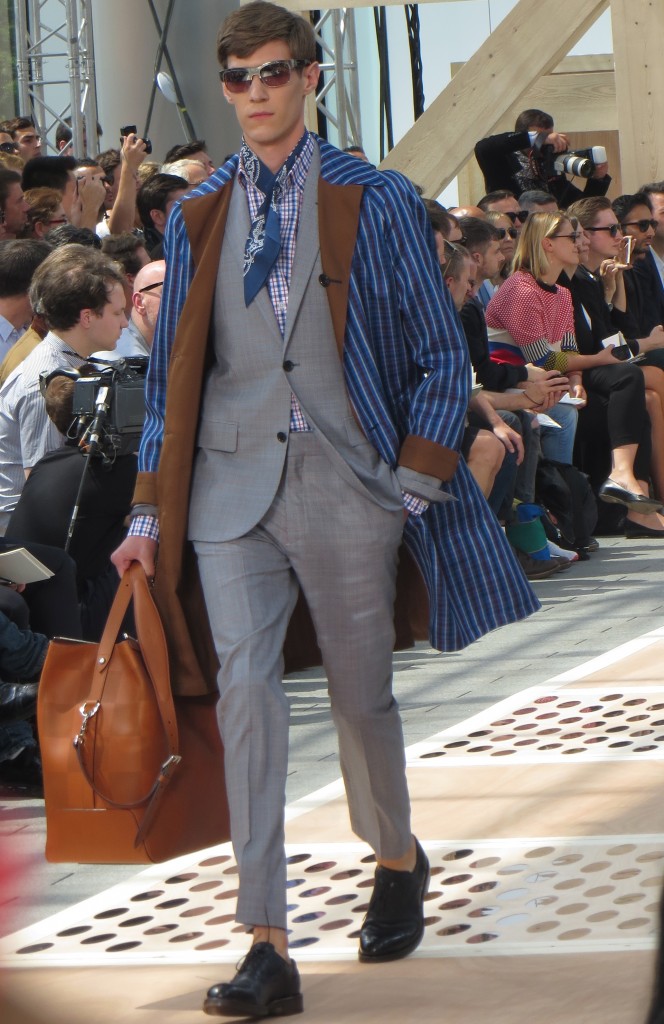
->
xmin=219 ymin=59 xmax=311 ymax=94
xmin=585 ymin=224 xmax=622 ymax=238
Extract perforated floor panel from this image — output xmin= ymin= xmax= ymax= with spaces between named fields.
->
xmin=1 ymin=836 xmax=661 ymax=966
xmin=408 ymin=688 xmax=664 ymax=764
xmin=3 ymin=630 xmax=664 ymax=981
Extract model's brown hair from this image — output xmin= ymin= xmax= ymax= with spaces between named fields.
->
xmin=217 ymin=1 xmax=316 ymax=67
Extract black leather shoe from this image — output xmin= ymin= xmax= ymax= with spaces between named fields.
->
xmin=0 ymin=682 xmax=38 ymax=724
xmin=599 ymin=479 xmax=662 ymax=514
xmin=203 ymin=942 xmax=303 ymax=1018
xmin=359 ymin=838 xmax=430 ymax=963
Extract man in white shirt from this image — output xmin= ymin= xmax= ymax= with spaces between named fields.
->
xmin=0 ymin=245 xmax=127 ymax=532
xmin=0 ymin=240 xmax=51 ymax=361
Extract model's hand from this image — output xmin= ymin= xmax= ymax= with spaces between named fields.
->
xmin=111 ymin=536 xmax=158 ymax=579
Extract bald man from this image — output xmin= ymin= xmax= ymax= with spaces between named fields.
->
xmin=112 ymin=260 xmax=165 ymax=359
xmin=449 ymin=205 xmax=486 ymax=220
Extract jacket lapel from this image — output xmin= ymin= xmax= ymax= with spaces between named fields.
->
xmin=318 ymin=177 xmax=363 ymax=359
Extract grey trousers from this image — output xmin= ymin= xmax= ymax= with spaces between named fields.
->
xmin=193 ymin=433 xmax=412 ymax=929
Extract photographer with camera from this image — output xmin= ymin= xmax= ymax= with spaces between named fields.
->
xmin=475 ymin=108 xmax=611 ymax=209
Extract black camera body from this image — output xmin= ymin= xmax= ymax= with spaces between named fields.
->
xmin=120 ymin=124 xmax=152 ymax=156
xmin=539 ymin=144 xmax=607 ymax=181
xmin=71 ymin=357 xmax=148 ymax=456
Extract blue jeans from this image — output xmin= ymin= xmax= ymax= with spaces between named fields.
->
xmin=539 ymin=401 xmax=578 ymax=465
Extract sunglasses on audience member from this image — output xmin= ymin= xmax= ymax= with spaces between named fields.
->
xmin=219 ymin=59 xmax=312 ymax=94
xmin=138 ymin=280 xmax=165 ymax=294
xmin=494 ymin=226 xmax=518 ymax=240
xmin=0 ymin=142 xmax=18 ymax=154
xmin=621 ymin=218 xmax=658 ymax=233
xmin=585 ymin=223 xmax=622 ymax=237
xmin=503 ymin=210 xmax=529 ymax=224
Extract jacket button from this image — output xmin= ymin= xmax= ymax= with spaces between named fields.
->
xmin=277 ymin=431 xmax=287 ymax=443
xmin=283 ymin=360 xmax=294 ymax=372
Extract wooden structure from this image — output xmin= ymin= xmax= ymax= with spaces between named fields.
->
xmin=282 ymin=0 xmax=664 ymax=199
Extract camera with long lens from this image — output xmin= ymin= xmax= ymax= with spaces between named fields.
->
xmin=40 ymin=357 xmax=148 ymax=459
xmin=540 ymin=144 xmax=607 ymax=181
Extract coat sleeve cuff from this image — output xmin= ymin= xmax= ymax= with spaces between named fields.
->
xmin=133 ymin=471 xmax=158 ymax=507
xmin=398 ymin=434 xmax=459 ymax=482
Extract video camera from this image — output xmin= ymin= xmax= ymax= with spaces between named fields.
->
xmin=540 ymin=144 xmax=607 ymax=181
xmin=40 ymin=356 xmax=148 ymax=460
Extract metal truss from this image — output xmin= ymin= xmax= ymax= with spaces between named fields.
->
xmin=313 ymin=7 xmax=362 ymax=150
xmin=12 ymin=0 xmax=99 ymax=155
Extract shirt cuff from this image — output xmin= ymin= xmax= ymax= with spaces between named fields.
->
xmin=402 ymin=490 xmax=429 ymax=516
xmin=128 ymin=514 xmax=160 ymax=541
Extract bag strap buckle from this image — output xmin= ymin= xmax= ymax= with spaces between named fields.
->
xmin=74 ymin=700 xmax=101 ymax=746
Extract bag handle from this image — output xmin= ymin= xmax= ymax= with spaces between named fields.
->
xmin=73 ymin=563 xmax=183 ymax=845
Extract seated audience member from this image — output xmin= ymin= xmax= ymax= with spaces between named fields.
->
xmin=20 ymin=187 xmax=67 ymax=239
xmin=99 ymin=133 xmax=149 ymax=238
xmin=486 ymin=212 xmax=616 ymax=470
xmin=109 ymin=259 xmax=165 ymax=359
xmin=0 ymin=227 xmax=102 ymax=385
xmin=421 ymin=198 xmax=462 ymax=264
xmin=162 ymin=158 xmax=208 ymax=186
xmin=566 ymin=197 xmax=664 ymax=531
xmin=612 ymin=193 xmax=664 ymax=337
xmin=457 ymin=216 xmax=505 ymax=298
xmin=163 ymin=139 xmax=215 ymax=177
xmin=478 ymin=190 xmax=529 ymax=235
xmin=54 ymin=116 xmax=102 ymax=157
xmin=101 ymin=232 xmax=151 ymax=313
xmin=640 ymin=182 xmax=664 ymax=297
xmin=481 ymin=211 xmax=518 ymax=300
xmin=448 ymin=204 xmax=485 ymax=221
xmin=443 ymin=242 xmax=567 ymax=578
xmin=519 ymin=189 xmax=558 ymax=214
xmin=441 ymin=244 xmax=522 ymax=511
xmin=6 ymin=370 xmax=138 ymax=639
xmin=136 ymin=172 xmax=188 ymax=257
xmin=0 ymin=245 xmax=127 ymax=532
xmin=2 ymin=117 xmax=41 ymax=162
xmin=475 ymin=108 xmax=610 ymax=207
xmin=0 ymin=240 xmax=51 ymax=362
xmin=21 ymin=155 xmax=104 ymax=231
xmin=0 ymin=168 xmax=28 ymax=239
xmin=555 ymin=219 xmax=662 ymax=534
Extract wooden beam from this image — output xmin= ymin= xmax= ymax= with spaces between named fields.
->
xmin=277 ymin=0 xmax=475 ymax=8
xmin=610 ymin=0 xmax=664 ymax=189
xmin=378 ymin=0 xmax=609 ymax=196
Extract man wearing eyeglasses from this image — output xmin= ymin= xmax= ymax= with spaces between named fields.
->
xmin=112 ymin=3 xmax=538 ymax=1016
xmin=109 ymin=260 xmax=165 ymax=360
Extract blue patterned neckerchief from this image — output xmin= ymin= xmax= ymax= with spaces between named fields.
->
xmin=241 ymin=132 xmax=310 ymax=307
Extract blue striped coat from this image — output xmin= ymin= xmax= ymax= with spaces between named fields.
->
xmin=134 ymin=138 xmax=539 ymax=695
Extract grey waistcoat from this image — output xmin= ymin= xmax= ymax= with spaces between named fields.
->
xmin=187 ymin=144 xmax=401 ymax=544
